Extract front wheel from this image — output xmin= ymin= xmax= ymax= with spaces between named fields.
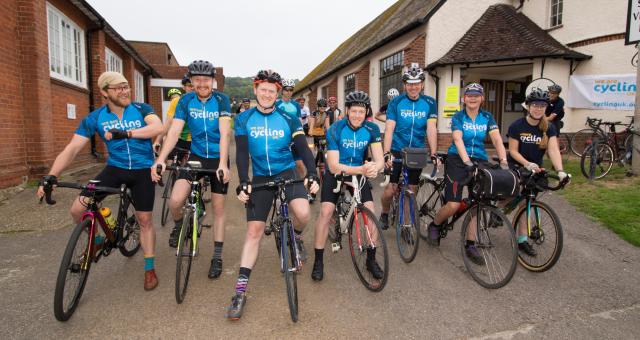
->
xmin=348 ymin=205 xmax=389 ymax=292
xmin=417 ymin=181 xmax=443 ymax=240
xmin=54 ymin=219 xmax=93 ymax=321
xmin=512 ymin=201 xmax=563 ymax=272
xmin=395 ymin=191 xmax=420 ymax=263
xmin=160 ymin=171 xmax=176 ymax=226
xmin=175 ymin=210 xmax=194 ymax=304
xmin=580 ymin=142 xmax=614 ymax=180
xmin=460 ymin=205 xmax=517 ymax=289
xmin=282 ymin=222 xmax=298 ymax=322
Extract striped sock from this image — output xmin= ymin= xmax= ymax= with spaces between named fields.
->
xmin=235 ymin=267 xmax=251 ymax=294
xmin=144 ymin=256 xmax=155 ymax=271
xmin=213 ymin=241 xmax=223 ymax=260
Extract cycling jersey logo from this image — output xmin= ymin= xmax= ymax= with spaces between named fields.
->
xmin=400 ymin=109 xmax=427 ymax=119
xmin=342 ymin=139 xmax=368 ymax=149
xmin=189 ymin=108 xmax=219 ymax=120
xmin=249 ymin=126 xmax=285 ymax=139
xmin=462 ymin=121 xmax=488 ymax=132
xmin=519 ymin=133 xmax=541 ymax=144
xmin=102 ymin=119 xmax=142 ymax=132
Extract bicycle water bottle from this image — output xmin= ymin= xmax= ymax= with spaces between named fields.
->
xmin=100 ymin=207 xmax=116 ymax=229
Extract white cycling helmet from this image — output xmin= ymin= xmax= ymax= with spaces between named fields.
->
xmin=387 ymin=88 xmax=400 ymax=100
xmin=282 ymin=79 xmax=296 ymax=88
xmin=402 ymin=63 xmax=425 ymax=84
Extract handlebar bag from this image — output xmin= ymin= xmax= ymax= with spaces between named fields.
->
xmin=402 ymin=148 xmax=430 ymax=170
xmin=475 ymin=167 xmax=520 ymax=200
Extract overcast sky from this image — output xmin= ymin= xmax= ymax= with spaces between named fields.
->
xmin=86 ymin=0 xmax=398 ymax=79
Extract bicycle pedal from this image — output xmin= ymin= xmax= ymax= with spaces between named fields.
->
xmin=331 ymin=242 xmax=341 ymax=253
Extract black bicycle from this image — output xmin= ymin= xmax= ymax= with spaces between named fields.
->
xmin=159 ymin=146 xmax=190 ymax=226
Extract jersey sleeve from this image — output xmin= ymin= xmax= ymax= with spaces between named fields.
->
xmin=293 ymin=101 xmax=302 ymax=118
xmin=216 ymin=92 xmax=232 ymax=119
xmin=506 ymin=120 xmax=519 ymax=139
xmin=487 ymin=113 xmax=499 ymax=132
xmin=166 ymin=97 xmax=180 ymax=119
xmin=234 ymin=112 xmax=248 ymax=136
xmin=174 ymin=95 xmax=189 ymax=121
xmin=450 ymin=112 xmax=464 ymax=132
xmin=75 ymin=111 xmax=98 ymax=138
xmin=284 ymin=111 xmax=304 ymax=137
xmin=426 ymin=96 xmax=438 ymax=121
xmin=326 ymin=125 xmax=339 ymax=151
xmin=132 ymin=102 xmax=155 ymax=117
xmin=386 ymin=98 xmax=398 ymax=121
xmin=547 ymin=122 xmax=558 ymax=138
xmin=368 ymin=123 xmax=382 ymax=144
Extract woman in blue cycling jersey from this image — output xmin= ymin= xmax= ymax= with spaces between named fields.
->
xmin=427 ymin=83 xmax=508 ymax=265
xmin=310 ymin=91 xmax=385 ymax=281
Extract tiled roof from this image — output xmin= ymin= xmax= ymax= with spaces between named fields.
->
xmin=295 ymin=0 xmax=444 ymax=93
xmin=428 ymin=4 xmax=590 ymax=69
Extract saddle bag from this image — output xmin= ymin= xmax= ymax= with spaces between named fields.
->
xmin=402 ymin=148 xmax=430 ymax=170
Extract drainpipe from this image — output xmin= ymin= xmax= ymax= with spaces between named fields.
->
xmin=86 ymin=20 xmax=105 ymax=159
xmin=427 ymin=69 xmax=440 ymax=112
xmin=515 ymin=0 xmax=524 ymax=11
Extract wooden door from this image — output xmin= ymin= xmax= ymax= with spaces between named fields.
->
xmin=480 ymin=79 xmax=503 ymax=129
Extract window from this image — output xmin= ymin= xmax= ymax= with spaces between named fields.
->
xmin=46 ymin=2 xmax=86 ymax=87
xmin=379 ymin=51 xmax=404 ymax=106
xmin=134 ymin=70 xmax=145 ymax=102
xmin=344 ymin=73 xmax=356 ymax=98
xmin=321 ymin=86 xmax=328 ymax=100
xmin=105 ymin=47 xmax=123 ymax=73
xmin=550 ymin=0 xmax=563 ymax=27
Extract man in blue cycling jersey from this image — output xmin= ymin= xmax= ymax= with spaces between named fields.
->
xmin=152 ymin=60 xmax=232 ymax=280
xmin=226 ymin=70 xmax=319 ymax=320
xmin=276 ymin=79 xmax=307 ymax=178
xmin=379 ymin=63 xmax=439 ymax=229
xmin=38 ymin=71 xmax=164 ymax=290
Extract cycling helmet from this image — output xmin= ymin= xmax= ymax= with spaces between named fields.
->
xmin=253 ymin=69 xmax=282 ymax=89
xmin=295 ymin=97 xmax=305 ymax=103
xmin=188 ymin=60 xmax=215 ymax=77
xmin=464 ymin=83 xmax=484 ymax=95
xmin=282 ymin=79 xmax=296 ymax=88
xmin=345 ymin=91 xmax=370 ymax=108
xmin=167 ymin=88 xmax=183 ymax=98
xmin=317 ymin=98 xmax=328 ymax=108
xmin=525 ymin=88 xmax=550 ymax=104
xmin=328 ymin=96 xmax=337 ymax=102
xmin=181 ymin=74 xmax=191 ymax=85
xmin=402 ymin=63 xmax=425 ymax=83
xmin=387 ymin=88 xmax=400 ymax=99
xmin=548 ymin=84 xmax=562 ymax=93
xmin=241 ymin=98 xmax=250 ymax=103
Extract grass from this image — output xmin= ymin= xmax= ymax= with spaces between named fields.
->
xmin=548 ymin=157 xmax=640 ymax=247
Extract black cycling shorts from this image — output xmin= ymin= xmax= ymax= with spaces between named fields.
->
xmin=443 ymin=154 xmax=486 ymax=203
xmin=177 ymin=154 xmax=229 ymax=195
xmin=321 ymin=173 xmax=373 ymax=204
xmin=390 ymin=151 xmax=421 ymax=185
xmin=246 ymin=169 xmax=307 ymax=222
xmin=80 ymin=166 xmax=155 ymax=212
xmin=168 ymin=139 xmax=191 ymax=161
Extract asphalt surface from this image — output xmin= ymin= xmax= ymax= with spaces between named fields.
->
xmin=1 ymin=166 xmax=640 ymax=339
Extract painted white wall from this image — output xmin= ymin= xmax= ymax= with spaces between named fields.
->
xmin=335 ymin=61 xmax=366 ymax=109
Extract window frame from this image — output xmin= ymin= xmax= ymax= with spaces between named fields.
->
xmin=46 ymin=2 xmax=87 ymax=88
xmin=105 ymin=47 xmax=123 ymax=73
xmin=550 ymin=0 xmax=563 ymax=28
xmin=379 ymin=50 xmax=404 ymax=106
xmin=134 ymin=70 xmax=145 ymax=102
xmin=344 ymin=73 xmax=356 ymax=99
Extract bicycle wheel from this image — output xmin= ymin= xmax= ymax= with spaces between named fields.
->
xmin=460 ymin=205 xmax=517 ymax=289
xmin=161 ymin=171 xmax=176 ymax=226
xmin=395 ymin=191 xmax=420 ymax=263
xmin=417 ymin=181 xmax=442 ymax=240
xmin=512 ymin=201 xmax=563 ymax=272
xmin=570 ymin=128 xmax=605 ymax=157
xmin=558 ymin=134 xmax=569 ymax=154
xmin=119 ymin=202 xmax=141 ymax=257
xmin=348 ymin=205 xmax=389 ymax=292
xmin=282 ymin=222 xmax=298 ymax=322
xmin=580 ymin=142 xmax=614 ymax=180
xmin=54 ymin=219 xmax=93 ymax=321
xmin=175 ymin=210 xmax=194 ymax=304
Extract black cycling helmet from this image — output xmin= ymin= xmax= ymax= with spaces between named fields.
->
xmin=525 ymin=88 xmax=550 ymax=104
xmin=345 ymin=91 xmax=370 ymax=108
xmin=317 ymin=98 xmax=327 ymax=108
xmin=548 ymin=84 xmax=562 ymax=93
xmin=181 ymin=74 xmax=191 ymax=85
xmin=188 ymin=60 xmax=215 ymax=77
xmin=253 ymin=69 xmax=282 ymax=89
xmin=241 ymin=98 xmax=250 ymax=103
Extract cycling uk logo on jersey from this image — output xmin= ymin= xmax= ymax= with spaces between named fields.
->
xmin=400 ymin=109 xmax=427 ymax=119
xmin=342 ymin=139 xmax=369 ymax=150
xmin=518 ymin=132 xmax=541 ymax=145
xmin=189 ymin=107 xmax=220 ymax=120
xmin=462 ymin=121 xmax=488 ymax=132
xmin=249 ymin=126 xmax=285 ymax=139
xmin=101 ymin=119 xmax=142 ymax=132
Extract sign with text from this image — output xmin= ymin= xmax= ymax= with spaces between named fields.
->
xmin=627 ymin=0 xmax=640 ymax=45
xmin=568 ymin=74 xmax=636 ymax=110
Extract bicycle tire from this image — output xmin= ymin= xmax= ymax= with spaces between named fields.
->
xmin=54 ymin=219 xmax=93 ymax=321
xmin=175 ymin=210 xmax=194 ymax=304
xmin=512 ymin=201 xmax=563 ymax=272
xmin=580 ymin=142 xmax=614 ymax=180
xmin=119 ymin=201 xmax=141 ymax=257
xmin=282 ymin=222 xmax=298 ymax=322
xmin=328 ymin=195 xmax=345 ymax=243
xmin=570 ymin=128 xmax=605 ymax=157
xmin=348 ymin=205 xmax=389 ymax=292
xmin=417 ymin=181 xmax=443 ymax=240
xmin=460 ymin=205 xmax=517 ymax=289
xmin=161 ymin=171 xmax=176 ymax=226
xmin=395 ymin=191 xmax=420 ymax=263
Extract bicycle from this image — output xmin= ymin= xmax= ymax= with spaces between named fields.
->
xmin=580 ymin=118 xmax=638 ymax=179
xmin=313 ymin=136 xmax=327 ymax=183
xmin=159 ymin=146 xmax=190 ymax=226
xmin=327 ymin=174 xmax=389 ymax=292
xmin=416 ymin=154 xmax=518 ymax=289
xmin=158 ymin=163 xmax=217 ymax=304
xmin=381 ymin=148 xmax=428 ymax=263
xmin=570 ymin=117 xmax=634 ymax=157
xmin=261 ymin=177 xmax=307 ymax=322
xmin=42 ymin=180 xmax=141 ymax=321
xmin=502 ymin=167 xmax=570 ymax=272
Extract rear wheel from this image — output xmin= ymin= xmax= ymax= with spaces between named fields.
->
xmin=54 ymin=219 xmax=93 ymax=321
xmin=395 ymin=191 xmax=420 ymax=263
xmin=175 ymin=210 xmax=194 ymax=304
xmin=580 ymin=141 xmax=614 ymax=180
xmin=417 ymin=181 xmax=443 ymax=240
xmin=512 ymin=201 xmax=563 ymax=272
xmin=119 ymin=201 xmax=140 ymax=257
xmin=570 ymin=128 xmax=605 ymax=157
xmin=348 ymin=206 xmax=389 ymax=292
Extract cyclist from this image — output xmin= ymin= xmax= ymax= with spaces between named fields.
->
xmin=506 ymin=88 xmax=569 ymax=255
xmin=296 ymin=97 xmax=310 ymax=135
xmin=236 ymin=98 xmax=251 ymax=114
xmin=545 ymin=84 xmax=565 ymax=134
xmin=276 ymin=79 xmax=306 ymax=177
xmin=153 ymin=84 xmax=192 ymax=156
xmin=308 ymin=98 xmax=331 ymax=202
xmin=226 ymin=69 xmax=319 ymax=320
xmin=311 ymin=91 xmax=385 ymax=281
xmin=427 ymin=83 xmax=509 ymax=265
xmin=152 ymin=60 xmax=232 ymax=280
xmin=37 ymin=71 xmax=163 ymax=290
xmin=379 ymin=63 xmax=438 ymax=229
xmin=375 ymin=88 xmax=400 ymax=122
xmin=327 ymin=96 xmax=342 ymax=124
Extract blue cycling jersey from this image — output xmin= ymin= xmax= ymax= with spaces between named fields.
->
xmin=75 ymin=102 xmax=155 ymax=170
xmin=235 ymin=107 xmax=305 ymax=177
xmin=447 ymin=109 xmax=499 ymax=161
xmin=174 ymin=91 xmax=231 ymax=159
xmin=275 ymin=99 xmax=302 ymax=119
xmin=386 ymin=93 xmax=437 ymax=151
xmin=327 ymin=119 xmax=381 ymax=167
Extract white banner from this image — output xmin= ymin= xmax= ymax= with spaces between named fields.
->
xmin=568 ymin=74 xmax=636 ymax=111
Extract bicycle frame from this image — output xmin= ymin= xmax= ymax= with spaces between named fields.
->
xmin=396 ymin=164 xmax=417 ymax=230
xmin=263 ymin=180 xmax=303 ymax=272
xmin=177 ymin=179 xmax=204 ymax=257
xmin=333 ymin=176 xmax=378 ymax=250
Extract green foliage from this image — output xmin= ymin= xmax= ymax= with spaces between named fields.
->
xmin=223 ymin=77 xmax=254 ymax=104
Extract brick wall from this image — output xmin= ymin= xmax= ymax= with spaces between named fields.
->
xmin=129 ymin=41 xmax=179 ymax=66
xmin=355 ymin=62 xmax=370 ymax=92
xmin=327 ymin=77 xmax=338 ymax=98
xmin=149 ymin=87 xmax=163 ymax=120
xmin=308 ymin=90 xmax=318 ymax=112
xmin=403 ymin=33 xmax=426 ymax=67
